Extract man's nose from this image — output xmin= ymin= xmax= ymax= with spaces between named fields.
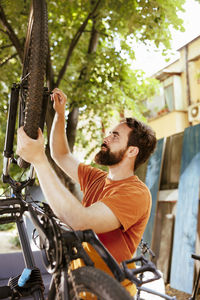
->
xmin=104 ymin=135 xmax=111 ymax=144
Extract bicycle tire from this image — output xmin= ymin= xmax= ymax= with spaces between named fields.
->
xmin=49 ymin=266 xmax=133 ymax=300
xmin=18 ymin=0 xmax=48 ymax=168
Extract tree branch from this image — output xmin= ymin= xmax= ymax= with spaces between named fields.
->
xmin=56 ymin=0 xmax=102 ymax=87
xmin=0 ymin=28 xmax=6 ymax=34
xmin=0 ymin=4 xmax=24 ymax=62
xmin=0 ymin=53 xmax=18 ymax=67
xmin=0 ymin=42 xmax=14 ymax=50
xmin=84 ymin=29 xmax=108 ymax=37
xmin=88 ymin=19 xmax=100 ymax=54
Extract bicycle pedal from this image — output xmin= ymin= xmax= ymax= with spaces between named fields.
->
xmin=8 ymin=267 xmax=44 ymax=296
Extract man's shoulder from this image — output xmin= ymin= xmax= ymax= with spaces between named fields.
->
xmin=116 ymin=175 xmax=149 ymax=191
xmin=114 ymin=176 xmax=151 ymax=201
xmin=134 ymin=176 xmax=150 ymax=192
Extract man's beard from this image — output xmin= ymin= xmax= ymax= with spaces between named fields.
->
xmin=94 ymin=144 xmax=127 ymax=166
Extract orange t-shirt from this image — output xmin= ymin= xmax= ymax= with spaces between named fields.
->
xmin=78 ymin=163 xmax=152 ymax=263
xmin=74 ymin=164 xmax=152 ymax=297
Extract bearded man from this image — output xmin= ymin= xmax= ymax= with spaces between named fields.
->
xmin=17 ymin=88 xmax=157 ymax=297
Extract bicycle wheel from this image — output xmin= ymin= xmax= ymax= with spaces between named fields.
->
xmin=18 ymin=0 xmax=48 ymax=167
xmin=67 ymin=266 xmax=133 ymax=300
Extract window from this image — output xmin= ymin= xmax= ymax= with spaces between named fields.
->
xmin=164 ymin=84 xmax=174 ymax=111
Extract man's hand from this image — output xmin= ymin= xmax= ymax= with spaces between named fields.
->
xmin=17 ymin=127 xmax=46 ymax=165
xmin=51 ymin=88 xmax=67 ymax=115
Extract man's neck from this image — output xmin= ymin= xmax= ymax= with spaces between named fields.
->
xmin=108 ymin=163 xmax=134 ymax=181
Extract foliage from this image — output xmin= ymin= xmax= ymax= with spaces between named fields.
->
xmin=0 ymin=0 xmax=186 ymax=170
xmin=0 ymin=222 xmax=15 ymax=231
xmin=9 ymin=234 xmax=21 ymax=249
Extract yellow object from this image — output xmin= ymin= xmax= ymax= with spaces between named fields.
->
xmin=71 ymin=242 xmax=137 ymax=299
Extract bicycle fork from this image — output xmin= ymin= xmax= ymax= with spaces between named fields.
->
xmin=3 ymin=83 xmax=19 ymax=177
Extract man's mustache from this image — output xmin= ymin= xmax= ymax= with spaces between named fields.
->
xmin=101 ymin=143 xmax=109 ymax=150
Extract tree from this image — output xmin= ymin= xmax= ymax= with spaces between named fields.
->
xmin=0 ymin=0 xmax=185 ymax=186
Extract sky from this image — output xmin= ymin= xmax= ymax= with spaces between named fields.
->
xmin=132 ymin=0 xmax=200 ymax=76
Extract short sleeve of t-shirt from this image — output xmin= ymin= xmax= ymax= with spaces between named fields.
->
xmin=100 ymin=185 xmax=151 ymax=232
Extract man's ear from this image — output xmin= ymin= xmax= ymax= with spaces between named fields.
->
xmin=127 ymin=146 xmax=139 ymax=157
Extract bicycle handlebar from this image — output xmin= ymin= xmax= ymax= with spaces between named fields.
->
xmin=139 ymin=238 xmax=155 ymax=258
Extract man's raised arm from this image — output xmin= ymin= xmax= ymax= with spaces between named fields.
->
xmin=50 ymin=88 xmax=80 ymax=183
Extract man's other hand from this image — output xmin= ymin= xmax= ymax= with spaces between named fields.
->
xmin=51 ymin=88 xmax=67 ymax=115
xmin=17 ymin=127 xmax=46 ymax=165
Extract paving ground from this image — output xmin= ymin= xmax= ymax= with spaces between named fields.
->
xmin=0 ymin=230 xmax=21 ymax=253
xmin=165 ymin=284 xmax=200 ymax=300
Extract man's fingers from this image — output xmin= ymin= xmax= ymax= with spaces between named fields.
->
xmin=51 ymin=88 xmax=67 ymax=102
xmin=55 ymin=93 xmax=62 ymax=103
xmin=17 ymin=127 xmax=27 ymax=144
xmin=38 ymin=128 xmax=44 ymax=139
xmin=16 ymin=127 xmax=25 ymax=155
xmin=51 ymin=92 xmax=62 ymax=104
xmin=16 ymin=126 xmax=45 ymax=164
xmin=18 ymin=126 xmax=25 ymax=135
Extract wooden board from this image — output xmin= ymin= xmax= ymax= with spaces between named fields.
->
xmin=170 ymin=124 xmax=200 ymax=294
xmin=157 ymin=213 xmax=174 ymax=282
xmin=143 ymin=138 xmax=166 ymax=248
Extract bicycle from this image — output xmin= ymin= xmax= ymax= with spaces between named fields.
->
xmin=131 ymin=243 xmax=200 ymax=300
xmin=0 ymin=1 xmax=189 ymax=299
xmin=123 ymin=240 xmax=176 ymax=300
xmin=0 ymin=187 xmax=135 ymax=299
xmin=0 ymin=0 xmax=160 ymax=299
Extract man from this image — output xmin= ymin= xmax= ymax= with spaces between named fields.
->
xmin=17 ymin=88 xmax=157 ymax=296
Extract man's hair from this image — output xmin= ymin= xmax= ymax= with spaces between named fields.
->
xmin=120 ymin=117 xmax=157 ymax=170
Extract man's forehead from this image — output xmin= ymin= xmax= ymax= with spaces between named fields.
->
xmin=110 ymin=123 xmax=131 ymax=134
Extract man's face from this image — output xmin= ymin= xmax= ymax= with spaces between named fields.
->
xmin=94 ymin=123 xmax=132 ymax=166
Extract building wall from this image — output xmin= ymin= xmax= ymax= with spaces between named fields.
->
xmin=189 ymin=60 xmax=200 ymax=104
xmin=148 ymin=111 xmax=189 ymax=139
xmin=147 ymin=35 xmax=200 ymax=138
xmin=188 ymin=36 xmax=200 ymax=61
